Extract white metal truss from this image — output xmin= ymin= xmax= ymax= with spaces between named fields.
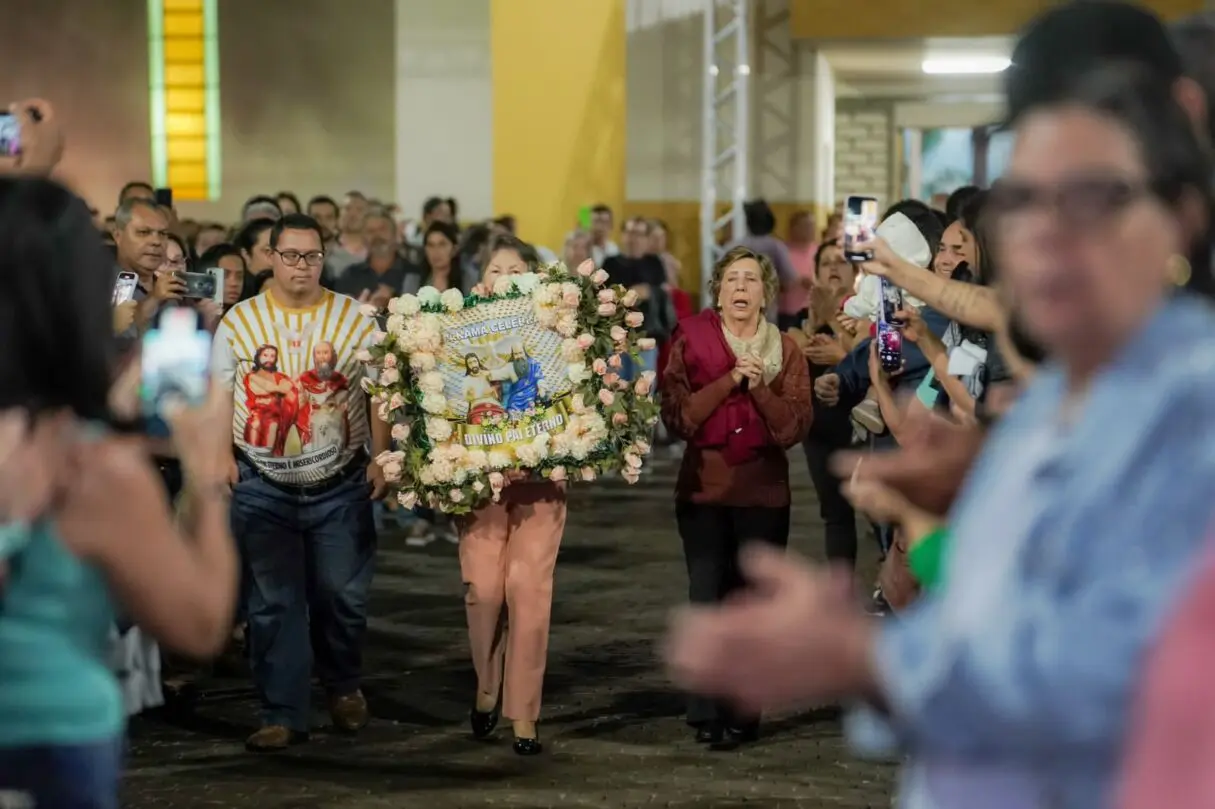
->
xmin=700 ymin=0 xmax=751 ymax=306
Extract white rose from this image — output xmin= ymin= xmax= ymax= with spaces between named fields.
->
xmin=410 ymin=352 xmax=436 ymax=372
xmin=380 ymin=367 xmax=400 ymax=386
xmin=430 ymin=457 xmax=455 ymax=483
xmin=560 ymin=338 xmax=584 ymax=363
xmin=513 ymin=273 xmax=540 ymax=294
xmin=397 ymin=490 xmax=419 ymax=509
xmin=426 ymin=418 xmax=453 ymax=443
xmin=419 ymin=371 xmax=445 ymax=395
xmin=440 ymin=287 xmax=466 ymax=312
xmin=515 ymin=443 xmax=540 ymax=466
xmin=421 ymin=392 xmax=447 ymax=414
xmin=417 ymin=286 xmax=442 ymax=307
xmin=391 ymin=422 xmax=411 ymax=443
xmin=449 ymin=488 xmax=465 ymax=503
xmin=568 ymin=363 xmax=591 ymax=384
xmin=396 ymin=294 xmax=421 ymax=316
xmin=385 ymin=314 xmax=404 ymax=335
xmin=487 ymin=450 xmax=512 ymax=470
xmin=418 ymin=466 xmax=437 ymax=486
xmin=472 ymin=480 xmax=485 ymax=493
xmin=466 ymin=449 xmax=489 ymax=469
xmin=492 ymin=276 xmax=514 ymax=296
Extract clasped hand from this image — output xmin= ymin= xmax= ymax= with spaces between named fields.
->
xmin=731 ymin=354 xmax=764 ymax=388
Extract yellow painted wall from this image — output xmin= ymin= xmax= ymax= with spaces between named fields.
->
xmin=490 ymin=0 xmax=626 ymax=254
xmin=791 ymin=0 xmax=1203 ymax=38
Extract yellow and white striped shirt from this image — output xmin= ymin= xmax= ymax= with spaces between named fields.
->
xmin=211 ymin=289 xmax=377 ymax=485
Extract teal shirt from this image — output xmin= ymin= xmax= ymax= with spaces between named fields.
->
xmin=0 ymin=521 xmax=123 ymax=746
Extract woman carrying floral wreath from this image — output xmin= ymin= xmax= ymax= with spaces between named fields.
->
xmin=661 ymin=245 xmax=813 ymax=748
xmin=459 ymin=234 xmax=565 ymax=756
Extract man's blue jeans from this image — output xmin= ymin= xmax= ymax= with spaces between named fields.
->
xmin=231 ymin=458 xmax=377 ymax=732
xmin=0 ymin=736 xmax=124 ymax=809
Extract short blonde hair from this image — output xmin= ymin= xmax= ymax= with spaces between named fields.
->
xmin=709 ymin=246 xmax=779 ymax=311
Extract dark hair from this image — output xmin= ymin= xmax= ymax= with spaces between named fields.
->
xmin=590 ymin=204 xmax=613 ymax=218
xmin=0 ymin=178 xmax=116 ymax=420
xmin=269 ymin=213 xmax=325 ymax=251
xmin=488 ymin=233 xmax=539 ymax=271
xmin=1171 ymin=13 xmax=1215 ymax=145
xmin=743 ymin=199 xmax=777 ymax=236
xmin=234 ymin=218 xmax=275 ymax=254
xmin=956 ymin=190 xmax=993 ymax=285
xmin=881 ymin=198 xmax=947 ymax=256
xmin=422 ymin=196 xmax=449 ymax=218
xmin=493 ymin=214 xmax=517 ymax=233
xmin=306 ymin=195 xmax=339 ymax=215
xmin=945 ymin=185 xmax=982 ymax=223
xmin=1029 ymin=62 xmax=1215 ymax=299
xmin=813 ymin=238 xmax=840 ymax=272
xmin=198 ymin=242 xmax=245 ymax=270
xmin=275 ymin=191 xmax=302 ymax=213
xmin=241 ymin=269 xmax=275 ymax=302
xmin=242 ymin=194 xmax=282 ymax=220
xmin=447 ymin=197 xmax=459 ymax=221
xmin=117 ymin=181 xmax=154 ymax=204
xmin=424 ymin=220 xmax=459 ymax=247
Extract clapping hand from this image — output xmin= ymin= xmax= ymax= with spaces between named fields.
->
xmin=814 ymin=372 xmax=840 ymax=406
xmin=804 ymin=334 xmax=847 ymax=366
xmin=736 ymin=354 xmax=764 ymax=388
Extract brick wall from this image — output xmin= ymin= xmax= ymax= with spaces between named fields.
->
xmin=834 ymin=99 xmax=896 ymax=204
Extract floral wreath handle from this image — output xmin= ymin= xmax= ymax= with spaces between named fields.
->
xmin=358 ymin=259 xmax=660 ymax=515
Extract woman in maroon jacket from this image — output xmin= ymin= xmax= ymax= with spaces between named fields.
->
xmin=660 ymin=245 xmax=812 ymax=748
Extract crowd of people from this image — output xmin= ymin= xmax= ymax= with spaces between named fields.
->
xmin=6 ymin=1 xmax=1215 ymax=808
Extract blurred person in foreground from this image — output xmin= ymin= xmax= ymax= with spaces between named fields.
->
xmin=666 ymin=63 xmax=1215 ymax=809
xmin=0 ymin=103 xmax=237 ymax=809
xmin=661 ymin=245 xmax=812 ymax=748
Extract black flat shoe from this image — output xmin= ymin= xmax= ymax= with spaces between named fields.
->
xmin=512 ymin=736 xmax=543 ymax=756
xmin=724 ymin=724 xmax=759 ymax=745
xmin=469 ymin=705 xmax=499 ymax=739
xmin=694 ymin=724 xmax=722 ymax=744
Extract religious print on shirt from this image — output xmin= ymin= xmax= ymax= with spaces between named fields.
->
xmin=211 ymin=290 xmax=378 ymax=485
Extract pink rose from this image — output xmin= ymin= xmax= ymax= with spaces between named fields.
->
xmin=488 ymin=471 xmax=506 ymax=491
xmin=597 ymin=288 xmax=617 ymax=303
xmin=598 ymin=389 xmax=615 ymax=406
xmin=449 ymin=489 xmax=465 ymax=503
xmin=391 ymin=423 xmax=411 ymax=442
xmin=625 ymin=452 xmax=643 ymax=469
xmin=370 ymin=330 xmax=386 ymax=345
xmin=576 ymin=260 xmax=595 ymax=277
xmin=625 ymin=311 xmax=644 ymax=328
xmin=622 ymin=289 xmax=639 ymax=307
xmin=634 ymin=439 xmax=652 ymax=454
xmin=635 ymin=376 xmax=652 ymax=396
xmin=389 ymin=393 xmax=405 ymax=411
xmin=382 ymin=353 xmax=397 ymax=369
xmin=637 ymin=337 xmax=657 ymax=351
xmin=610 ymin=325 xmax=627 ymax=343
xmin=580 ymin=466 xmax=596 ymax=482
xmin=612 ymin=412 xmax=628 ymax=426
xmin=576 ymin=332 xmax=594 ymax=350
xmin=380 ymin=367 xmax=401 ymax=385
xmin=597 ymin=302 xmax=617 ymax=317
xmin=591 ymin=269 xmax=609 ymax=286
xmin=382 ymin=461 xmax=403 ymax=481
xmin=592 ymin=358 xmax=608 ymax=375
xmin=608 ymin=354 xmax=622 ymax=369
xmin=562 ymin=289 xmax=581 ymax=307
xmin=615 ymin=378 xmax=630 ymax=391
xmin=623 ymin=468 xmax=641 ymax=485
xmin=548 ymin=465 xmax=567 ymax=482
xmin=603 ymin=372 xmax=620 ymax=387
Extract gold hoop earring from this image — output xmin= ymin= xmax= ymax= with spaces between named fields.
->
xmin=1168 ymin=254 xmax=1192 ymax=287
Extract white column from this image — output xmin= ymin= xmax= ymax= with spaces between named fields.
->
xmin=394 ymin=0 xmax=493 ymax=222
xmin=807 ymin=49 xmax=836 ymax=211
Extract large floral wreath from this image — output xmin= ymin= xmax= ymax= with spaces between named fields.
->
xmin=358 ymin=259 xmax=660 ymax=515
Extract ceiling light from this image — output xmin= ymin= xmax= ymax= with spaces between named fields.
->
xmin=921 ymin=56 xmax=1011 ymax=75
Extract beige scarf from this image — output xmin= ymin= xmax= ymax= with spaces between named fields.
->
xmin=721 ymin=318 xmax=784 ymax=385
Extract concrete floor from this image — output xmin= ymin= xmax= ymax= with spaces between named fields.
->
xmin=121 ymin=451 xmax=895 ymax=809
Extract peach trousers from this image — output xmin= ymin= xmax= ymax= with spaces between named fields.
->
xmin=458 ymin=481 xmax=566 ymax=722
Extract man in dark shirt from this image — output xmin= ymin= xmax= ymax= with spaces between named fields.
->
xmin=336 ymin=239 xmax=414 ymax=307
xmin=602 ymin=217 xmax=675 ymax=378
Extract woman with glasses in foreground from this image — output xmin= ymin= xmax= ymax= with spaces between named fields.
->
xmin=667 ymin=64 xmax=1215 ymax=809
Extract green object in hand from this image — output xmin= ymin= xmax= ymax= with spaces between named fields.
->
xmin=577 ymin=205 xmax=592 ymax=230
xmin=908 ymin=526 xmax=949 ymax=591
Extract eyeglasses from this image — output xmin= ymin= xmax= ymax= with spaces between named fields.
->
xmin=988 ymin=175 xmax=1156 ymax=228
xmin=164 ymin=256 xmax=187 ymax=269
xmin=275 ymin=249 xmax=325 ymax=268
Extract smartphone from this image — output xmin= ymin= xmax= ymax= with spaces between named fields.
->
xmin=181 ymin=268 xmax=222 ymax=301
xmin=140 ymin=307 xmax=211 ymax=437
xmin=876 ymin=277 xmax=903 ymax=374
xmin=154 ymin=187 xmax=173 ymax=208
xmin=0 ymin=113 xmax=19 ymax=158
xmin=843 ymin=194 xmax=880 ymax=262
xmin=113 ymin=271 xmax=139 ymax=305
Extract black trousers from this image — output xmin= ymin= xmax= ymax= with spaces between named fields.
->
xmin=802 ymin=437 xmax=859 ymax=568
xmin=675 ymin=500 xmax=790 ymax=727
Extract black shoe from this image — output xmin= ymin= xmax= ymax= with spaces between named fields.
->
xmin=694 ymin=723 xmax=722 ymax=744
xmin=512 ymin=735 xmax=543 ymax=756
xmin=470 ymin=705 xmax=499 ymax=740
xmin=724 ymin=724 xmax=759 ymax=744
